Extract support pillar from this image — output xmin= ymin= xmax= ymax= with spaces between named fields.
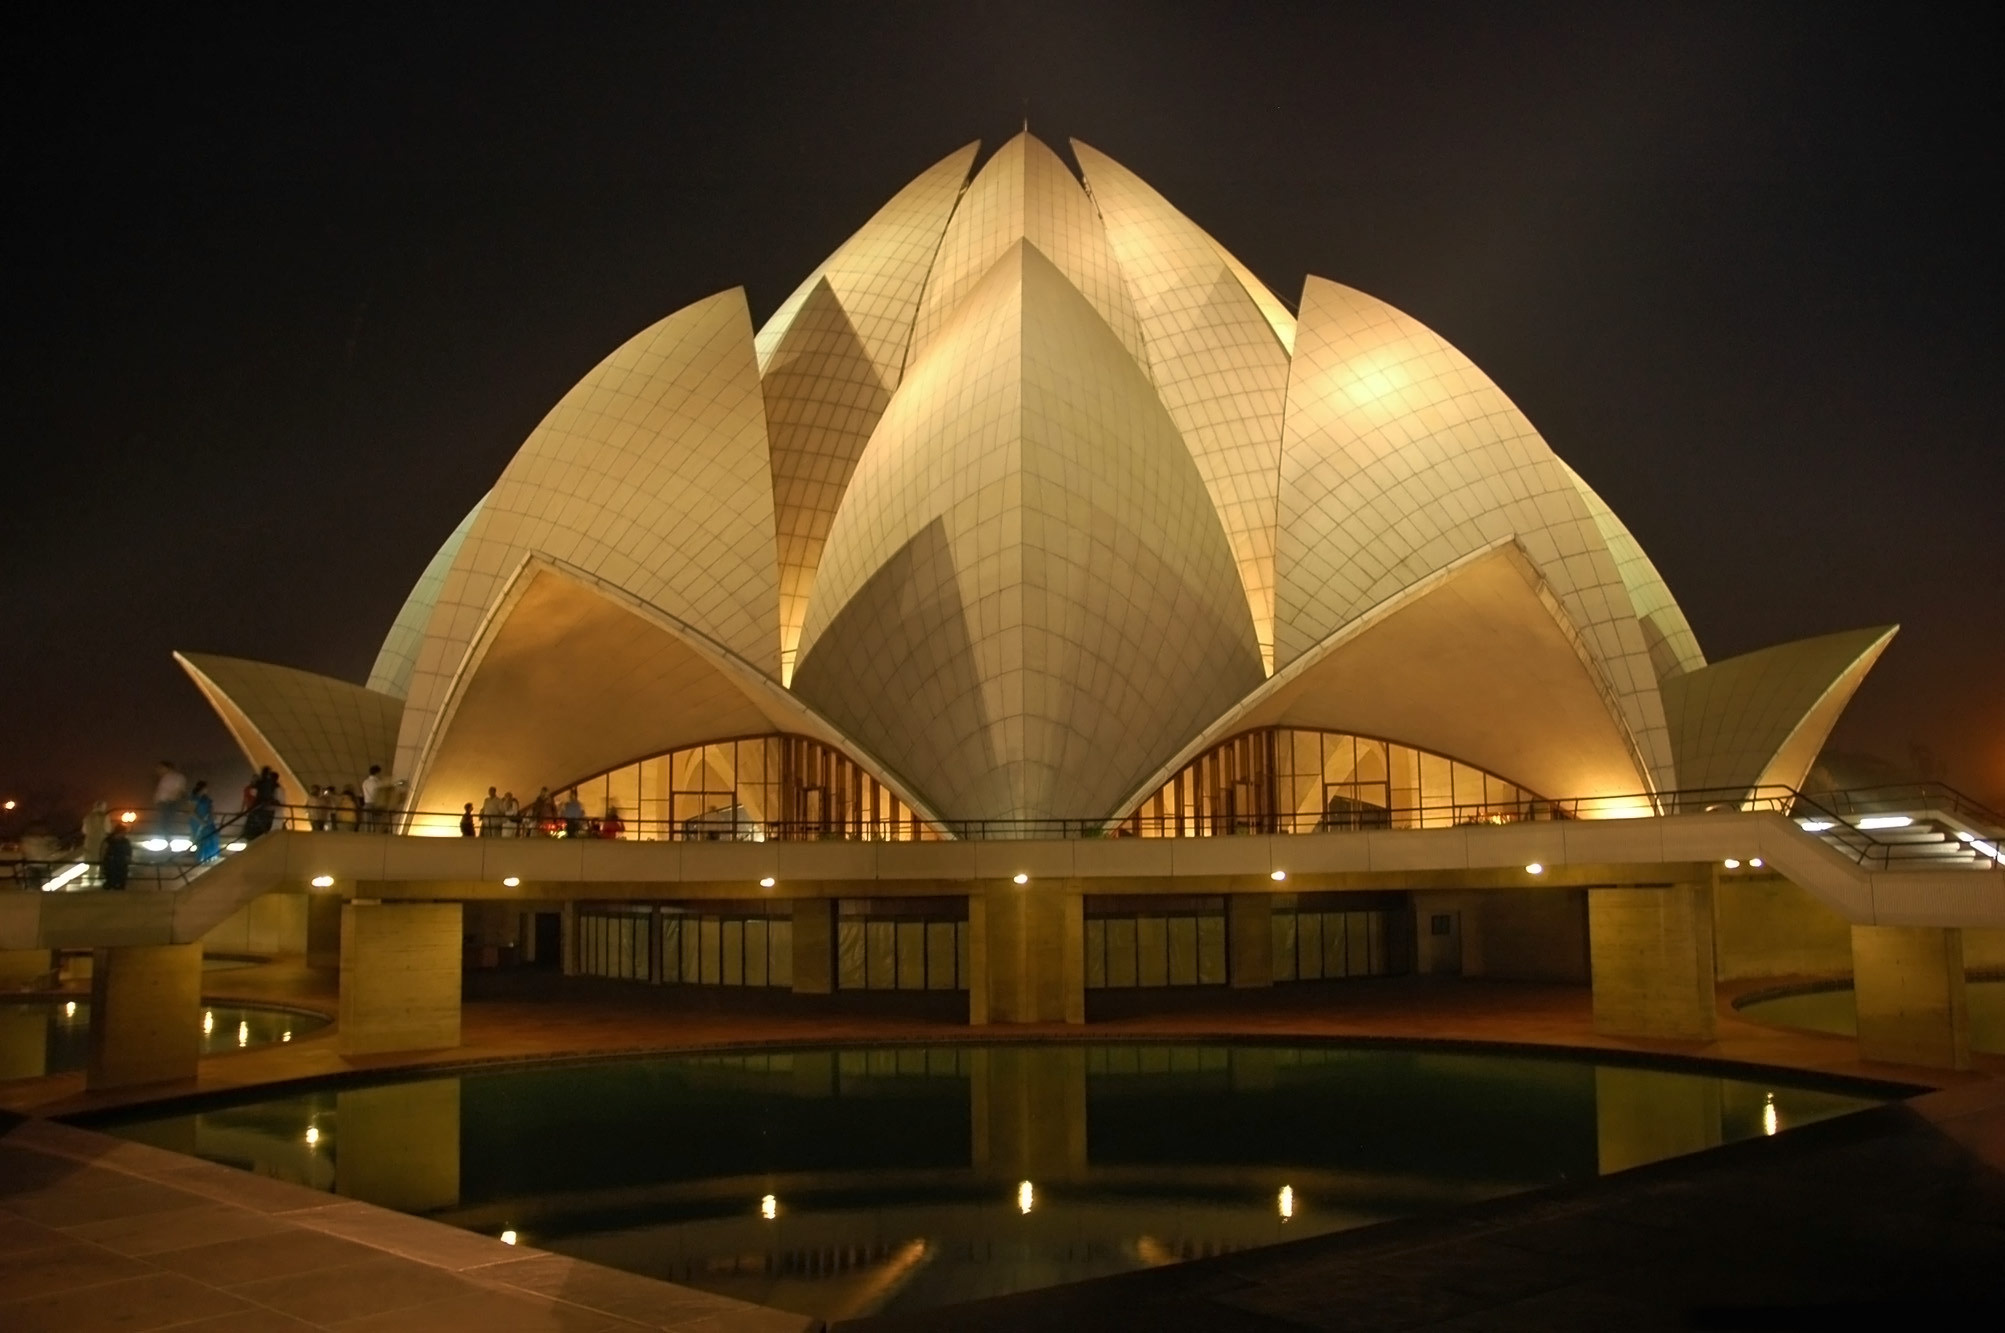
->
xmin=1852 ymin=925 xmax=1969 ymax=1070
xmin=969 ymin=885 xmax=1083 ymax=1025
xmin=337 ymin=902 xmax=461 ymax=1056
xmin=970 ymin=1046 xmax=1088 ymax=1183
xmin=1588 ymin=880 xmax=1717 ymax=1041
xmin=86 ymin=943 xmax=202 ymax=1091
xmin=335 ymin=1081 xmax=461 ymax=1211
xmin=1228 ymin=895 xmax=1273 ymax=988
xmin=559 ymin=902 xmax=578 ymax=976
xmin=306 ymin=892 xmax=343 ymax=970
xmin=791 ymin=899 xmax=835 ymax=995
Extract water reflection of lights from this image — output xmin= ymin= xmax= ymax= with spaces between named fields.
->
xmin=1763 ymin=1093 xmax=1778 ymax=1137
xmin=1017 ymin=1180 xmax=1035 ymax=1215
xmin=760 ymin=1193 xmax=779 ymax=1221
xmin=63 ymin=1001 xmax=76 ymax=1018
xmin=202 ymin=1010 xmax=214 ymax=1035
xmin=1277 ymin=1184 xmax=1294 ymax=1221
xmin=500 ymin=1230 xmax=518 ymax=1246
xmin=304 ymin=1126 xmax=319 ymax=1147
xmin=282 ymin=1031 xmax=292 ymax=1042
xmin=237 ymin=1021 xmax=250 ymax=1048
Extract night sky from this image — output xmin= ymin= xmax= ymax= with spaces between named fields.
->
xmin=3 ymin=4 xmax=1999 ymax=819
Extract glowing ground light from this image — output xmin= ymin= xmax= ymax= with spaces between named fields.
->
xmin=226 ymin=841 xmax=248 ymax=852
xmin=760 ymin=1194 xmax=778 ymax=1220
xmin=1278 ymin=1184 xmax=1295 ymax=1221
xmin=500 ymin=1230 xmax=518 ymax=1246
xmin=119 ymin=811 xmax=137 ymax=824
xmin=1763 ymin=1094 xmax=1779 ymax=1137
xmin=2 ymin=799 xmax=14 ymax=810
xmin=305 ymin=1126 xmax=319 ymax=1147
xmin=1017 ymin=1180 xmax=1035 ymax=1214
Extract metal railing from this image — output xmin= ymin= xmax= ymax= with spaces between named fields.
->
xmin=7 ymin=784 xmax=1999 ymax=890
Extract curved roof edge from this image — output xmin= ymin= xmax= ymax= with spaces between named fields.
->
xmin=1105 ymin=539 xmax=1659 ymax=825
xmin=1556 ymin=460 xmax=1704 ymax=682
xmin=176 ymin=651 xmax=404 ymax=803
xmin=368 ymin=493 xmax=486 ymax=698
xmin=1663 ymin=625 xmax=1898 ymax=800
xmin=408 ymin=555 xmax=948 ymax=835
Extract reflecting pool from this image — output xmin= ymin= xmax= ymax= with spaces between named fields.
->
xmin=95 ymin=1043 xmax=1888 ymax=1322
xmin=1738 ymin=978 xmax=2005 ymax=1053
xmin=0 ymin=1001 xmax=328 ymax=1080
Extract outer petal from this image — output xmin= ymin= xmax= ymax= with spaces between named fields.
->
xmin=1663 ymin=625 xmax=1897 ymax=800
xmin=910 ymin=134 xmax=1145 ymax=370
xmin=795 ymin=242 xmax=1262 ymax=821
xmin=1109 ymin=543 xmax=1654 ymax=821
xmin=367 ymin=494 xmax=484 ymax=699
xmin=1074 ymin=140 xmax=1291 ymax=674
xmin=409 ymin=558 xmax=941 ymax=830
xmin=395 ymin=289 xmax=779 ymax=782
xmin=1558 ymin=460 xmax=1705 ymax=681
xmin=1275 ymin=276 xmax=1673 ymax=793
xmin=176 ymin=652 xmax=403 ymax=801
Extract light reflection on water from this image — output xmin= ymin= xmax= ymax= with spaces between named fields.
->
xmin=96 ymin=1044 xmax=1886 ymax=1322
xmin=0 ymin=1001 xmax=326 ymax=1080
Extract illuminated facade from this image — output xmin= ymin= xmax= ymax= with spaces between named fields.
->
xmin=177 ymin=133 xmax=1894 ymax=835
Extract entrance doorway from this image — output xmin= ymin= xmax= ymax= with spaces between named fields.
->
xmin=532 ymin=913 xmax=563 ymax=970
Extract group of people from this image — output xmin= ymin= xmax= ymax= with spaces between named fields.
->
xmin=458 ymin=786 xmax=626 ymax=839
xmin=299 ymin=764 xmax=404 ymax=831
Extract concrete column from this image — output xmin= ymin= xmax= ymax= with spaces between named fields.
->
xmin=86 ymin=943 xmax=203 ymax=1091
xmin=0 ymin=949 xmax=53 ymax=990
xmin=559 ymin=902 xmax=578 ymax=977
xmin=1852 ymin=925 xmax=1969 ymax=1070
xmin=337 ymin=902 xmax=461 ymax=1056
xmin=1228 ymin=895 xmax=1273 ymax=988
xmin=0 ymin=1004 xmax=50 ymax=1080
xmin=969 ymin=885 xmax=1083 ymax=1025
xmin=306 ymin=893 xmax=343 ymax=970
xmin=1588 ymin=880 xmax=1717 ymax=1042
xmin=792 ymin=899 xmax=836 ymax=995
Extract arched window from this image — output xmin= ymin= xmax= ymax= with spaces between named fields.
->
xmin=1120 ymin=728 xmax=1551 ymax=836
xmin=560 ymin=733 xmax=936 ymax=841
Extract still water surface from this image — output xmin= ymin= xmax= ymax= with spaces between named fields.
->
xmin=0 ymin=1000 xmax=327 ymax=1080
xmin=1738 ymin=978 xmax=2005 ymax=1052
xmin=98 ymin=1043 xmax=1886 ymax=1322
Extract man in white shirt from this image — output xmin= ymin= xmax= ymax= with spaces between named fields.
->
xmin=480 ymin=787 xmax=506 ymax=836
xmin=360 ymin=765 xmax=386 ymax=832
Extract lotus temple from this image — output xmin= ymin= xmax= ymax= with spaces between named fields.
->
xmin=5 ymin=135 xmax=2002 ymax=1328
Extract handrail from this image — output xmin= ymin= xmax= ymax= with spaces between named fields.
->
xmin=7 ymin=785 xmax=1998 ymax=890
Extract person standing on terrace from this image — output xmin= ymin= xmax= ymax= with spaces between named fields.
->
xmin=153 ymin=760 xmax=188 ymax=835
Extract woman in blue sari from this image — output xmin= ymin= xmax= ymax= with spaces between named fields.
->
xmin=191 ymin=780 xmax=220 ymax=862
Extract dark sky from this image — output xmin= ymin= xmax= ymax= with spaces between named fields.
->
xmin=3 ymin=2 xmax=1999 ymax=816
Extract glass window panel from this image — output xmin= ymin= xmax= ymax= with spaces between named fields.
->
xmin=681 ymin=916 xmax=699 ymax=981
xmin=660 ymin=917 xmax=681 ymax=983
xmin=1197 ymin=915 xmax=1226 ymax=985
xmin=1107 ymin=918 xmax=1138 ymax=987
xmin=1419 ymin=752 xmax=1454 ymax=827
xmin=1356 ymin=739 xmax=1388 ymax=783
xmin=1322 ymin=912 xmax=1348 ymax=978
xmin=1084 ymin=920 xmax=1107 ymax=988
xmin=895 ymin=921 xmax=926 ymax=990
xmin=699 ymin=918 xmax=722 ymax=984
xmin=1271 ymin=911 xmax=1297 ymax=982
xmin=955 ymin=921 xmax=969 ymax=986
xmin=721 ymin=920 xmax=744 ymax=985
xmin=926 ymin=921 xmax=958 ymax=990
xmin=1350 ymin=912 xmax=1371 ymax=976
xmin=837 ymin=920 xmax=866 ymax=990
xmin=866 ymin=921 xmax=896 ymax=989
xmin=1137 ymin=917 xmax=1169 ymax=987
xmin=1390 ymin=744 xmax=1421 ymax=829
xmin=617 ymin=918 xmax=634 ymax=980
xmin=769 ymin=919 xmax=793 ymax=988
xmin=744 ymin=919 xmax=769 ymax=987
xmin=1167 ymin=917 xmax=1199 ymax=985
xmin=1299 ymin=911 xmax=1323 ymax=980
xmin=1367 ymin=911 xmax=1387 ymax=975
xmin=606 ymin=764 xmax=640 ymax=837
